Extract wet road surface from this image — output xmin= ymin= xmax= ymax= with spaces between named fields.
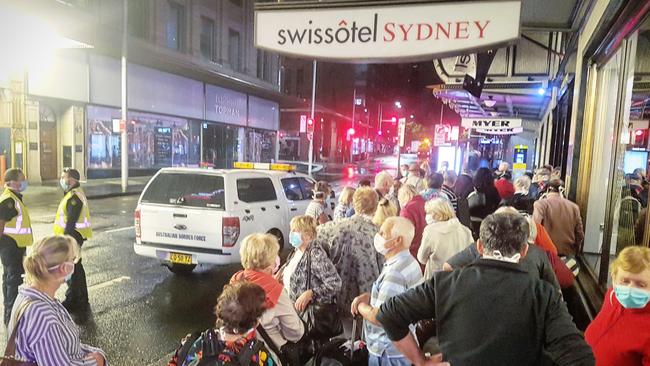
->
xmin=0 ymin=194 xmax=243 ymax=366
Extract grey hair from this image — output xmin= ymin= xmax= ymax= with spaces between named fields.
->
xmin=479 ymin=213 xmax=529 ymax=257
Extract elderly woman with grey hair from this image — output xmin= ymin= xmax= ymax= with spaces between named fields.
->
xmin=501 ymin=175 xmax=534 ymax=214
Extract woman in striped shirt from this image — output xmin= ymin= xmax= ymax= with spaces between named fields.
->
xmin=8 ymin=235 xmax=107 ymax=366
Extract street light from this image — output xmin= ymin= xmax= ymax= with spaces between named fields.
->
xmin=395 ymin=101 xmax=402 ymax=109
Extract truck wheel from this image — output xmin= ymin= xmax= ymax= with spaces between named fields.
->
xmin=165 ymin=263 xmax=196 ymax=275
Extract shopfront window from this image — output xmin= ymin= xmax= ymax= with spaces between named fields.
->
xmin=583 ymin=18 xmax=650 ymax=288
xmin=246 ymin=128 xmax=276 ymax=163
xmin=202 ymin=122 xmax=243 ymax=169
xmin=87 ymin=106 xmax=200 ymax=178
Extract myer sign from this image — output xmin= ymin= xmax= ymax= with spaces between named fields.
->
xmin=462 ymin=117 xmax=523 ymax=135
xmin=254 ymin=1 xmax=522 ymax=61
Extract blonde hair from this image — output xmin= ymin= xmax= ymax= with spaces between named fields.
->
xmin=239 ymin=233 xmax=279 ymax=270
xmin=338 ymin=186 xmax=356 ymax=205
xmin=353 ymin=187 xmax=379 ymax=215
xmin=373 ymin=198 xmax=398 ymax=226
xmin=383 ymin=217 xmax=415 ymax=249
xmin=398 ymin=184 xmax=418 ymax=204
xmin=290 ymin=215 xmax=317 ymax=240
xmin=611 ymin=246 xmax=650 ymax=280
xmin=514 ymin=175 xmax=531 ymax=193
xmin=23 ymin=235 xmax=78 ymax=285
xmin=374 ymin=171 xmax=394 ymax=191
xmin=425 ymin=198 xmax=455 ymax=222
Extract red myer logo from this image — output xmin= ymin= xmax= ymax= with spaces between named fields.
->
xmin=277 ymin=14 xmax=491 ymax=45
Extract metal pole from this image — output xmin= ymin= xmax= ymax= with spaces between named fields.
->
xmin=308 ymin=60 xmax=316 ymax=176
xmin=378 ymin=104 xmax=382 ymax=155
xmin=350 ymin=89 xmax=356 ymax=163
xmin=121 ymin=0 xmax=129 ymax=192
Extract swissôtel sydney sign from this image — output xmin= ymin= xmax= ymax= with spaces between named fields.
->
xmin=254 ymin=1 xmax=522 ymax=62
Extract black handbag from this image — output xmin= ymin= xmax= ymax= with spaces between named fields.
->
xmin=304 ymin=246 xmax=343 ymax=340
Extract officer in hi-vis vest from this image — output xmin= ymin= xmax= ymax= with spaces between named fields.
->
xmin=0 ymin=168 xmax=32 ymax=325
xmin=55 ymin=168 xmax=92 ymax=311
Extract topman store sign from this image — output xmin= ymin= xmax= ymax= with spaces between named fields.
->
xmin=254 ymin=1 xmax=522 ymax=62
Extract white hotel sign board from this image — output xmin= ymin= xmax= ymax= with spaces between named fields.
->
xmin=254 ymin=1 xmax=522 ymax=62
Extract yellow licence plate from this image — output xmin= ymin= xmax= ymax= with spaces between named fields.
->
xmin=169 ymin=252 xmax=193 ymax=265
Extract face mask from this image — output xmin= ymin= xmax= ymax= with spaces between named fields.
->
xmin=614 ymin=285 xmax=650 ymax=309
xmin=18 ymin=181 xmax=28 ymax=192
xmin=482 ymin=250 xmax=521 ymax=263
xmin=50 ymin=262 xmax=74 ymax=282
xmin=59 ymin=178 xmax=70 ymax=191
xmin=373 ymin=233 xmax=392 ymax=256
xmin=401 ymin=170 xmax=408 ymax=177
xmin=289 ymin=231 xmax=302 ymax=248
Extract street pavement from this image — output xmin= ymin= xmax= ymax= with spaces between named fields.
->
xmin=0 ymin=193 xmax=220 ymax=366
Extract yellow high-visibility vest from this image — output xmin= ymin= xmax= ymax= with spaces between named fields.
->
xmin=0 ymin=188 xmax=33 ymax=247
xmin=54 ymin=188 xmax=93 ymax=239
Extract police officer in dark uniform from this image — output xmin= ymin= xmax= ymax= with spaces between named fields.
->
xmin=55 ymin=168 xmax=93 ymax=311
xmin=0 ymin=168 xmax=33 ymax=325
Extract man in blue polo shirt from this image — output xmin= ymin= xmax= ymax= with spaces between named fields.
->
xmin=351 ymin=216 xmax=422 ymax=366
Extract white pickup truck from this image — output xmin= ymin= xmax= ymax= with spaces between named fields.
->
xmin=134 ymin=164 xmax=331 ymax=274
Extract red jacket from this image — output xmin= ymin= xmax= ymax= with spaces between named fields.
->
xmin=400 ymin=195 xmax=426 ymax=259
xmin=494 ymin=178 xmax=515 ymax=200
xmin=585 ymin=288 xmax=650 ymax=366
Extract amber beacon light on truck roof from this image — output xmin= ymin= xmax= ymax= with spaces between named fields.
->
xmin=233 ymin=162 xmax=296 ymax=172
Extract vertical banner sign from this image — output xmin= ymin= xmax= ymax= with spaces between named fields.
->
xmin=398 ymin=118 xmax=407 ymax=147
xmin=254 ymin=1 xmax=522 ymax=62
xmin=299 ymin=115 xmax=307 ymax=133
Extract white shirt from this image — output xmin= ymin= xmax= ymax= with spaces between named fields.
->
xmin=283 ymin=249 xmax=304 ymax=293
xmin=418 ymin=218 xmax=474 ymax=279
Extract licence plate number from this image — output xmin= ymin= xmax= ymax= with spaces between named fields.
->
xmin=169 ymin=252 xmax=192 ymax=265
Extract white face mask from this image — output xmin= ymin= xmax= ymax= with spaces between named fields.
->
xmin=482 ymin=250 xmax=521 ymax=263
xmin=373 ymin=233 xmax=392 ymax=256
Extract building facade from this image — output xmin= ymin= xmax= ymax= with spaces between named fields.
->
xmin=0 ymin=0 xmax=282 ymax=182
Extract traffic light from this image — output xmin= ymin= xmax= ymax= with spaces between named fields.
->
xmin=307 ymin=118 xmax=314 ymax=134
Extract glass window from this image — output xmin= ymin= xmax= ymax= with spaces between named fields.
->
xmin=128 ymin=0 xmax=149 ymax=38
xmin=202 ymin=123 xmax=243 ymax=168
xmin=282 ymin=178 xmax=304 ymax=201
xmin=299 ymin=177 xmax=314 ymax=199
xmin=87 ymin=106 xmax=197 ymax=174
xmin=228 ymin=29 xmax=241 ymax=71
xmin=141 ymin=173 xmax=225 ymax=209
xmin=200 ymin=17 xmax=215 ymax=61
xmin=166 ymin=2 xmax=184 ymax=51
xmin=583 ymin=18 xmax=650 ymax=289
xmin=237 ymin=178 xmax=277 ymax=203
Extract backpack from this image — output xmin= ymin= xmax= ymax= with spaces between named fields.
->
xmin=171 ymin=329 xmax=268 ymax=366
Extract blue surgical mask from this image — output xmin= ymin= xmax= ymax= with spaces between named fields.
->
xmin=289 ymin=232 xmax=302 ymax=248
xmin=18 ymin=181 xmax=28 ymax=192
xmin=614 ymin=285 xmax=650 ymax=309
xmin=59 ymin=178 xmax=70 ymax=191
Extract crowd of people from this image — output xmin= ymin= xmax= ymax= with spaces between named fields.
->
xmin=167 ymin=160 xmax=649 ymax=366
xmin=1 ymin=160 xmax=649 ymax=366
